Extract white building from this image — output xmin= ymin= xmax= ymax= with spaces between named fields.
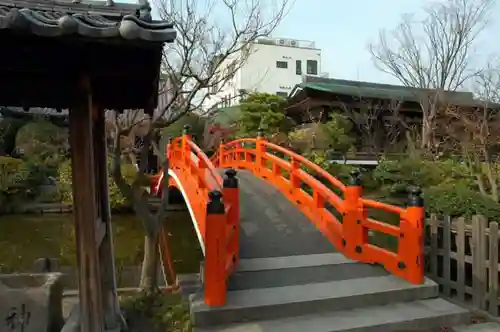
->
xmin=204 ymin=37 xmax=322 ymax=110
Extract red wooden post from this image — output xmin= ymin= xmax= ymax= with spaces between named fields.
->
xmin=399 ymin=187 xmax=425 ymax=284
xmin=219 ymin=138 xmax=226 ymax=168
xmin=289 ymin=156 xmax=300 ymax=190
xmin=255 ymin=128 xmax=266 ymax=175
xmin=223 ymin=168 xmax=240 ymax=268
xmin=166 ymin=136 xmax=173 ymax=160
xmin=181 ymin=124 xmax=191 ymax=166
xmin=204 ymin=190 xmax=227 ymax=306
xmin=342 ymin=169 xmax=366 ymax=261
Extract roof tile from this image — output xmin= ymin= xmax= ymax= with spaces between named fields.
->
xmin=0 ymin=0 xmax=176 ymax=42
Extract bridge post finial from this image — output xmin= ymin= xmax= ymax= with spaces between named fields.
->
xmin=257 ymin=127 xmax=264 ymax=138
xmin=348 ymin=168 xmax=362 ymax=186
xmin=207 ymin=190 xmax=224 ymax=214
xmin=223 ymin=168 xmax=238 ymax=188
xmin=407 ymin=186 xmax=423 ymax=207
xmin=182 ymin=124 xmax=191 ymax=135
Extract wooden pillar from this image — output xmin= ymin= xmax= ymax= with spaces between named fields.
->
xmin=68 ymin=75 xmax=104 ymax=332
xmin=93 ymin=106 xmax=122 ymax=330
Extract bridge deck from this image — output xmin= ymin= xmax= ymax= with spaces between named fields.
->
xmin=236 ymin=171 xmax=335 ymax=259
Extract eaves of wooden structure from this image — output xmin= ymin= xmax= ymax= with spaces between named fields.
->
xmin=0 ymin=1 xmax=176 ymax=332
xmin=284 ymin=75 xmax=476 ymax=123
xmin=0 ymin=0 xmax=175 ymax=109
xmin=0 ymin=107 xmax=69 ymax=126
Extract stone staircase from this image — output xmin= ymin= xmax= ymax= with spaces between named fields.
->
xmin=181 ymin=253 xmax=471 ymax=332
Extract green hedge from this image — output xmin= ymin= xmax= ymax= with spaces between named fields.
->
xmin=425 ymin=183 xmax=500 ymax=220
xmin=373 ymin=158 xmax=500 ymax=221
xmin=57 ymin=159 xmax=137 ymax=211
xmin=0 ymin=156 xmax=31 ymax=208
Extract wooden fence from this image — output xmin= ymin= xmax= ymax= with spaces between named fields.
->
xmin=425 ymin=215 xmax=500 ymax=316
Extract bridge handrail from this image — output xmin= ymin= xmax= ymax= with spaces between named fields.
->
xmin=188 ymin=139 xmax=224 ymax=188
xmin=263 ymin=141 xmax=347 ymax=192
xmin=221 ymin=138 xmax=346 ymax=192
xmin=214 ymin=135 xmax=425 ymax=285
xmin=360 ymin=198 xmax=405 ymax=215
xmin=157 ymin=131 xmax=240 ymax=307
xmin=168 ymin=136 xmax=222 ymax=191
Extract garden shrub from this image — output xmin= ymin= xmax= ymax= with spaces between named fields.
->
xmin=15 ymin=120 xmax=68 ymax=165
xmin=121 ymin=291 xmax=191 ymax=332
xmin=0 ymin=156 xmax=31 ymax=209
xmin=373 ymin=158 xmax=470 ymax=197
xmin=0 ymin=118 xmax=28 ymax=155
xmin=425 ymin=183 xmax=500 ymax=221
xmin=58 ymin=159 xmax=137 ymax=211
xmin=303 ymin=151 xmax=378 ymax=194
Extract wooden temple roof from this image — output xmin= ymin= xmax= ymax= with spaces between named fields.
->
xmin=284 ymin=75 xmax=482 ymax=117
xmin=0 ymin=0 xmax=175 ymax=42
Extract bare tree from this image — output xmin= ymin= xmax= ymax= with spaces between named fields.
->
xmin=369 ymin=0 xmax=494 ymax=150
xmin=443 ymin=68 xmax=500 ymax=201
xmin=107 ymin=0 xmax=293 ymax=292
xmin=337 ymin=93 xmax=388 ymax=154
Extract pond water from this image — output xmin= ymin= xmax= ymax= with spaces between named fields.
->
xmin=0 ymin=212 xmax=203 ymax=275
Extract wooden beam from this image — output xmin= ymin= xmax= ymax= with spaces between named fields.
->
xmin=69 ymin=75 xmax=104 ymax=332
xmin=287 ymin=98 xmax=423 ymax=114
xmin=95 ymin=219 xmax=106 ymax=247
xmin=93 ymin=106 xmax=123 ymax=330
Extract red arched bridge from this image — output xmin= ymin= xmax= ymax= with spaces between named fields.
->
xmin=151 ymin=128 xmax=469 ymax=331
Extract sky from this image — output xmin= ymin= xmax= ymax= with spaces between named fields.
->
xmin=271 ymin=0 xmax=500 ymax=85
xmin=117 ymin=0 xmax=500 ymax=86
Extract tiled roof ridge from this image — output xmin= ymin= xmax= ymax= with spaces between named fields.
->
xmin=0 ymin=1 xmax=146 ymax=17
xmin=0 ymin=0 xmax=176 ymax=42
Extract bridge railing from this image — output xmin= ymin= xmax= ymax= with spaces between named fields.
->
xmin=212 ymin=134 xmax=424 ymax=285
xmin=153 ymin=128 xmax=240 ymax=306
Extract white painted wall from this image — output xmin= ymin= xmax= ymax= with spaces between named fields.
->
xmin=203 ymin=38 xmax=322 ymax=110
xmin=240 ymin=41 xmax=321 ymax=95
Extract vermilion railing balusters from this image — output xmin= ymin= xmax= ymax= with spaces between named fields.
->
xmin=215 ymin=137 xmax=425 ymax=285
xmin=158 ymin=135 xmax=426 ymax=306
xmin=399 ymin=187 xmax=425 ymax=284
xmin=343 ymin=169 xmax=366 ymax=261
xmin=204 ymin=190 xmax=227 ymax=306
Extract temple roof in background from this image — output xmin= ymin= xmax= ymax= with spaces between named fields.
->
xmin=0 ymin=0 xmax=176 ymax=42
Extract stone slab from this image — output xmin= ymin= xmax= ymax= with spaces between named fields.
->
xmin=194 ymin=298 xmax=470 ymax=332
xmin=228 ymin=259 xmax=388 ymax=291
xmin=236 ymin=253 xmax=355 ymax=272
xmin=0 ymin=273 xmax=64 ymax=332
xmin=454 ymin=322 xmax=500 ymax=332
xmin=191 ymin=275 xmax=439 ymax=327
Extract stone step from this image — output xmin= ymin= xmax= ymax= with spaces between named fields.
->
xmin=194 ymin=298 xmax=469 ymax=332
xmin=236 ymin=253 xmax=354 ymax=272
xmin=190 ymin=275 xmax=439 ymax=327
xmin=454 ymin=322 xmax=500 ymax=332
xmin=177 ymin=273 xmax=201 ymax=299
xmin=228 ymin=253 xmax=389 ymax=290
